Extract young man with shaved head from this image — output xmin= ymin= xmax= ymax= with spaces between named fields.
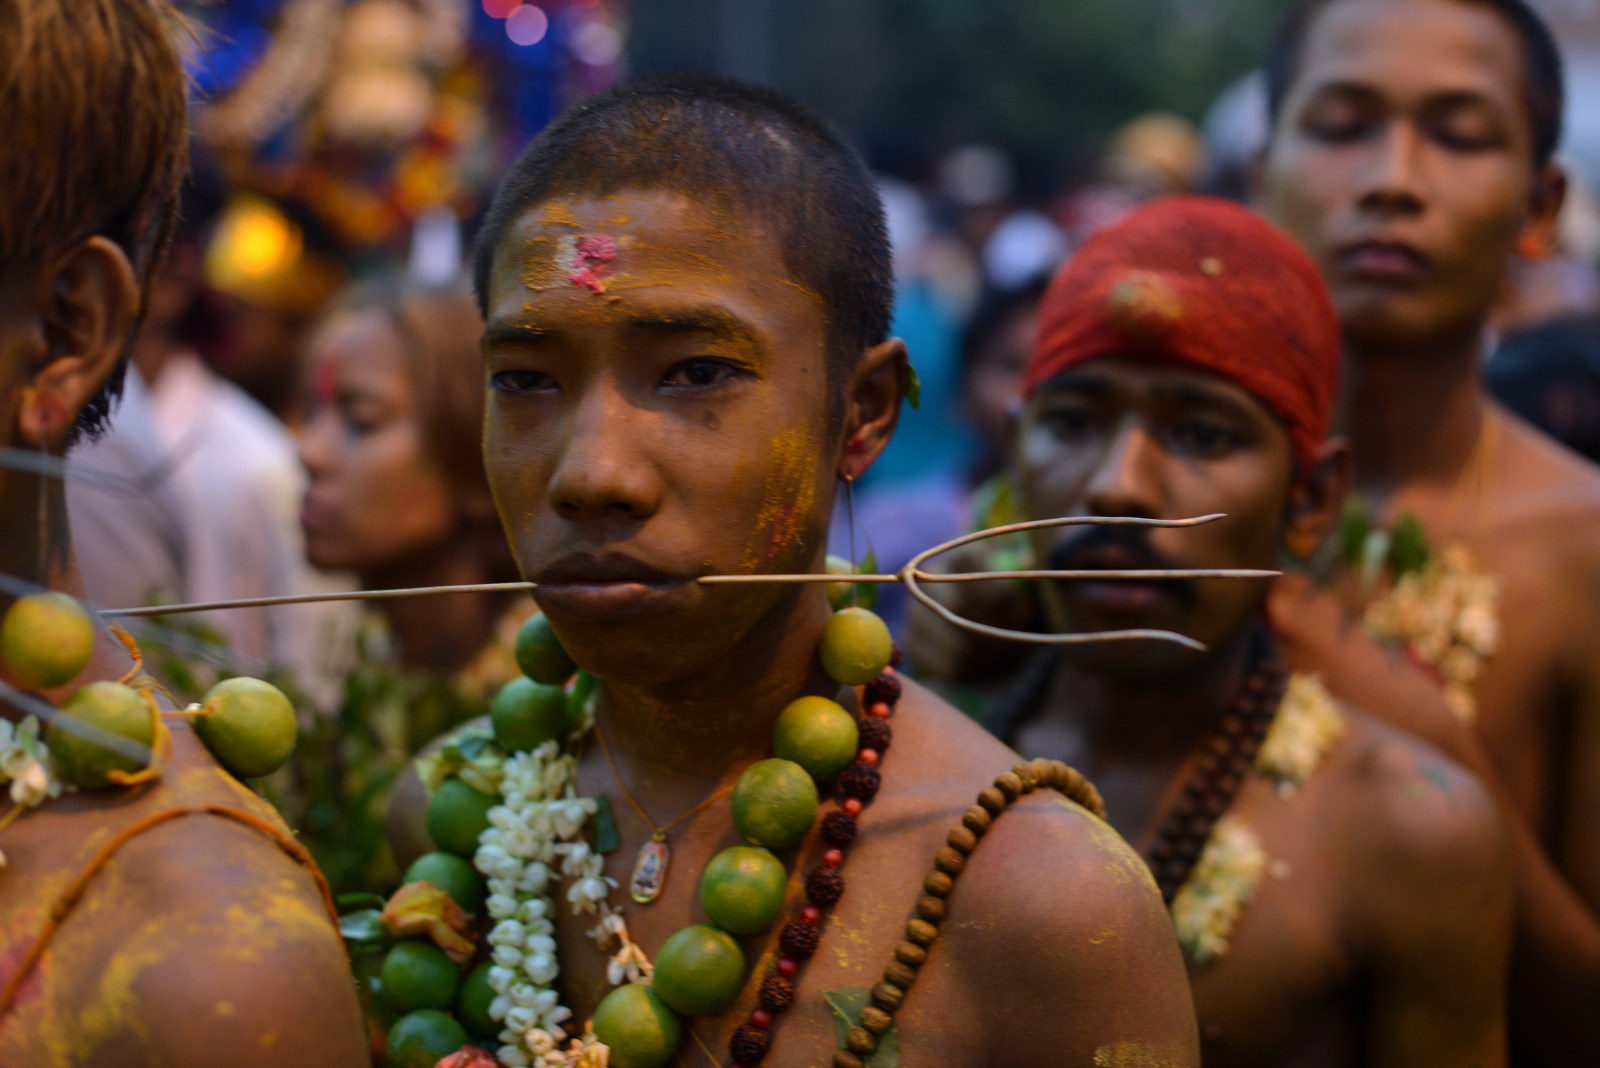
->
xmin=391 ymin=74 xmax=1200 ymax=1067
xmin=0 ymin=2 xmax=366 ymax=1063
xmin=1002 ymin=195 xmax=1512 ymax=1067
xmin=1258 ymin=1 xmax=1600 ymax=1059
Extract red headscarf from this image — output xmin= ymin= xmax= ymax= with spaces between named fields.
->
xmin=1023 ymin=196 xmax=1340 ymax=469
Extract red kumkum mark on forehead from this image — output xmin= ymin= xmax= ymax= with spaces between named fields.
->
xmin=311 ymin=360 xmax=338 ymax=407
xmin=570 ymin=233 xmax=618 ymax=293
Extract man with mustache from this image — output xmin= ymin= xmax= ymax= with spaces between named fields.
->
xmin=0 ymin=2 xmax=366 ymax=1064
xmin=392 ymin=74 xmax=1200 ymax=1067
xmin=1258 ymin=1 xmax=1600 ymax=1059
xmin=1004 ymin=195 xmax=1512 ymax=1066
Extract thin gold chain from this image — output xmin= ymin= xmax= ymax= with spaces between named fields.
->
xmin=593 ymin=721 xmax=735 ymax=841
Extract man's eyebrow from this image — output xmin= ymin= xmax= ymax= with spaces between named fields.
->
xmin=1150 ymin=380 xmax=1260 ymax=420
xmin=623 ymin=306 xmax=760 ymax=344
xmin=483 ymin=322 xmax=554 ymax=347
xmin=1038 ymin=369 xmax=1114 ymax=394
xmin=1301 ymin=79 xmax=1385 ymax=105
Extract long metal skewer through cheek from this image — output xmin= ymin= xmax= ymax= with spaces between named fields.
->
xmin=90 ymin=515 xmax=1278 ymax=653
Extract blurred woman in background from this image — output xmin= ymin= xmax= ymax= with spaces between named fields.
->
xmin=282 ymin=277 xmax=528 ymax=893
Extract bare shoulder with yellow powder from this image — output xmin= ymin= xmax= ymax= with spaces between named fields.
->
xmin=0 ymin=724 xmax=367 ymax=1068
xmin=867 ymin=678 xmax=1200 ymax=1067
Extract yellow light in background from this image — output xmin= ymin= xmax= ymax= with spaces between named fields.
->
xmin=228 ymin=200 xmax=301 ymax=277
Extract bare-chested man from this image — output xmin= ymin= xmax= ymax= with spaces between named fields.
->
xmin=0 ymin=3 xmax=366 ymax=1064
xmin=1003 ymin=195 xmax=1512 ymax=1067
xmin=1258 ymin=1 xmax=1600 ymax=1058
xmin=392 ymin=74 xmax=1199 ymax=1067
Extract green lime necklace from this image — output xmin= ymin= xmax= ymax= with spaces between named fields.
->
xmin=366 ymin=603 xmax=900 ymax=1068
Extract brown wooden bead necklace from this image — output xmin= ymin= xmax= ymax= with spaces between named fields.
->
xmin=831 ymin=756 xmax=1108 ymax=1068
xmin=1142 ymin=627 xmax=1288 ymax=904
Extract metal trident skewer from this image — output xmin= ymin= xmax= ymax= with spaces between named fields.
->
xmin=97 ymin=514 xmax=1276 ymax=652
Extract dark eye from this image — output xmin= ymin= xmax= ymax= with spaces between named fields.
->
xmin=1168 ymin=418 xmax=1240 ymax=457
xmin=1302 ymin=99 xmax=1376 ymax=144
xmin=1430 ymin=115 xmax=1502 ymax=152
xmin=493 ymin=370 xmax=556 ymax=395
xmin=1040 ymin=404 xmax=1099 ymax=442
xmin=661 ymin=358 xmax=744 ymax=390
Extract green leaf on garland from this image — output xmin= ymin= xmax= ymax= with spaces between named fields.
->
xmin=905 ymin=365 xmax=922 ymax=410
xmin=338 ymin=908 xmax=389 ymax=947
xmin=592 ymin=793 xmax=622 ymax=854
xmin=336 ymin=892 xmax=390 ymax=912
xmin=855 ymin=545 xmax=880 ymax=611
xmin=455 ymin=730 xmax=493 ymax=761
xmin=1388 ymin=512 xmax=1432 ymax=577
xmin=1338 ymin=500 xmax=1371 ymax=566
xmin=824 ymin=988 xmax=899 ymax=1067
xmin=1358 ymin=528 xmax=1391 ymax=593
xmin=566 ymin=669 xmax=598 ymax=731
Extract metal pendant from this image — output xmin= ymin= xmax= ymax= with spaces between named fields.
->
xmin=630 ymin=835 xmax=670 ymax=904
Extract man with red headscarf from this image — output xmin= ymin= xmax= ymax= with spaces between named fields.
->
xmin=1004 ymin=196 xmax=1512 ymax=1066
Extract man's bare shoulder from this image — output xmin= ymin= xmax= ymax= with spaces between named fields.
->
xmin=1323 ymin=706 xmax=1509 ymax=905
xmin=891 ymin=677 xmax=1200 ymax=1063
xmin=1492 ymin=406 xmax=1600 ymax=529
xmin=76 ymin=809 xmax=369 ymax=1067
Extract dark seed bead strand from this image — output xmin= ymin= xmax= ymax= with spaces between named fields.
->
xmin=834 ymin=757 xmax=1102 ymax=1068
xmin=1144 ymin=631 xmax=1287 ymax=904
xmin=731 ymin=668 xmax=902 ymax=1067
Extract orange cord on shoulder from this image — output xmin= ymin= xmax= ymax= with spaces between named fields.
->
xmin=0 ymin=803 xmax=342 ymax=1017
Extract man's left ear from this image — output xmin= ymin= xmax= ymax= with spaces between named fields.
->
xmin=838 ymin=337 xmax=908 ymax=482
xmin=1284 ymin=436 xmax=1351 ymax=560
xmin=1516 ymin=163 xmax=1568 ymax=260
xmin=16 ymin=236 xmax=140 ymax=450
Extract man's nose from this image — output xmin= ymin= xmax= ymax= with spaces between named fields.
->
xmin=1084 ymin=423 xmax=1164 ymax=520
xmin=297 ymin=410 xmax=335 ymax=478
xmin=546 ymin=382 xmax=662 ymax=525
xmin=1354 ymin=120 xmax=1426 ymax=218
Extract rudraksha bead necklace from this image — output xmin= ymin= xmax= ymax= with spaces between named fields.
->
xmin=1141 ymin=628 xmax=1288 ymax=904
xmin=726 ymin=656 xmax=904 ymax=1068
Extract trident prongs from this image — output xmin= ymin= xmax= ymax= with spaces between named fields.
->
xmin=91 ymin=514 xmax=1277 ymax=652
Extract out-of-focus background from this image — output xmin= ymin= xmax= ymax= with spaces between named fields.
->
xmin=65 ymin=0 xmax=1600 ymax=892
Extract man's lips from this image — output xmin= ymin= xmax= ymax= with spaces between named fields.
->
xmin=1335 ymin=239 xmax=1429 ymax=284
xmin=534 ymin=553 xmax=690 ymax=619
xmin=1051 ymin=543 xmax=1193 ymax=617
xmin=299 ymin=494 xmax=338 ymax=534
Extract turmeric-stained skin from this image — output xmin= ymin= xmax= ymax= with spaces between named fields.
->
xmin=396 ymin=189 xmax=1201 ymax=1066
xmin=0 ymin=723 xmax=368 ymax=1068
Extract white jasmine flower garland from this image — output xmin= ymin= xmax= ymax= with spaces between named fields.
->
xmin=472 ymin=700 xmax=648 ymax=1067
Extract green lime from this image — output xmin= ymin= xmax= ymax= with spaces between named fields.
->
xmin=385 ymin=1008 xmax=469 ymax=1068
xmin=731 ymin=758 xmax=818 ymax=850
xmin=48 ymin=681 xmax=154 ymax=789
xmin=379 ymin=940 xmax=460 ymax=1014
xmin=818 ymin=606 xmax=892 ymax=685
xmin=426 ymin=776 xmax=497 ymax=857
xmin=700 ymin=846 xmax=787 ymax=935
xmin=194 ymin=676 xmax=297 ymax=779
xmin=1 ymin=592 xmax=93 ymax=689
xmin=825 ymin=555 xmax=857 ymax=611
xmin=650 ymin=924 xmax=745 ymax=1017
xmin=456 ymin=961 xmax=497 ymax=1038
xmin=403 ymin=851 xmax=486 ymax=914
xmin=592 ymin=983 xmax=682 ymax=1068
xmin=515 ymin=613 xmax=577 ymax=685
xmin=490 ymin=676 xmax=568 ymax=753
xmin=772 ymin=696 xmax=859 ymax=781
